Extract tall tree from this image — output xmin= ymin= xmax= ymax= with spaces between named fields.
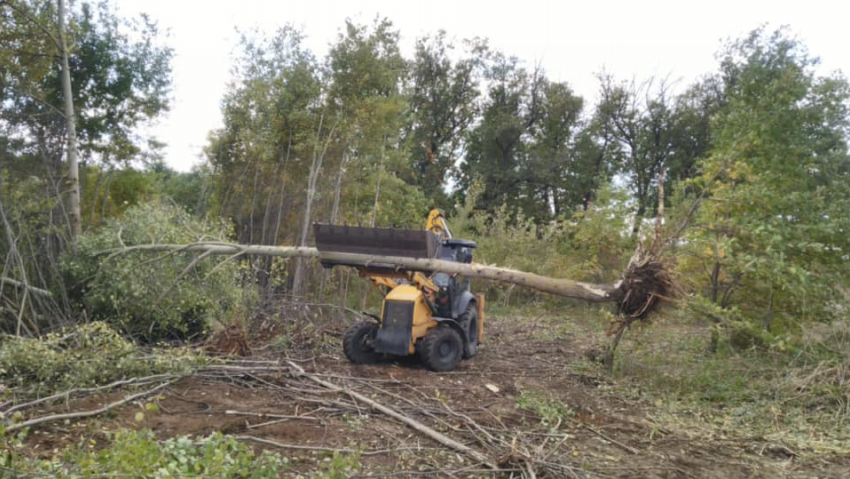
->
xmin=404 ymin=32 xmax=482 ymax=205
xmin=0 ymin=0 xmax=172 ymax=228
xmin=525 ymin=81 xmax=584 ymax=218
xmin=596 ymin=75 xmax=677 ymax=234
xmin=0 ymin=0 xmax=172 ymax=329
xmin=667 ymin=77 xmax=724 ymax=182
xmin=457 ymin=52 xmax=544 ymax=215
xmin=206 ymin=26 xmax=322 ymax=297
xmin=680 ymin=27 xmax=850 ymax=347
xmin=57 ymin=0 xmax=80 ymax=238
xmin=327 ymin=18 xmax=408 ymax=223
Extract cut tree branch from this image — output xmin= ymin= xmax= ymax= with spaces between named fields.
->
xmin=286 ymin=360 xmax=497 ymax=469
xmin=0 ymin=277 xmax=53 ymax=298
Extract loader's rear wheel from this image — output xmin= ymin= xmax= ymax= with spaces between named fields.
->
xmin=461 ymin=304 xmax=479 ymax=359
xmin=343 ymin=321 xmax=381 ymax=364
xmin=420 ymin=326 xmax=463 ymax=372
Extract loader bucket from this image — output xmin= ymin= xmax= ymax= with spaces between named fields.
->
xmin=313 ymin=224 xmax=441 ymax=261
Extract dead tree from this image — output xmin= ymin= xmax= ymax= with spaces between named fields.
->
xmin=102 ymin=242 xmax=672 ymax=313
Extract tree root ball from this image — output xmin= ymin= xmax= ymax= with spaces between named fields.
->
xmin=616 ymin=256 xmax=678 ymax=319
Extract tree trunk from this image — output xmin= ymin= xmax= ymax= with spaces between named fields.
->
xmin=631 ymin=203 xmax=646 ymax=237
xmin=106 ymin=242 xmax=624 ymax=303
xmin=292 ymin=112 xmax=329 ymax=296
xmin=369 ymin=139 xmax=386 ymax=228
xmin=57 ymin=0 xmax=81 ymax=241
xmin=320 ymin=148 xmax=348 ymax=298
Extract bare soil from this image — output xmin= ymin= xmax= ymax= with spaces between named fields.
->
xmin=23 ymin=313 xmax=850 ymax=478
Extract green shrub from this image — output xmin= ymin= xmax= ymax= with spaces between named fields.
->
xmin=312 ymin=451 xmax=361 ymax=479
xmin=4 ymin=429 xmax=287 ymax=478
xmin=63 ymin=201 xmax=253 ymax=342
xmin=516 ymin=387 xmax=574 ymax=429
xmin=456 ymin=183 xmax=634 ymax=303
xmin=0 ymin=322 xmax=203 ymax=395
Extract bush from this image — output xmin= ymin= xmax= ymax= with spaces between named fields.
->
xmin=62 ymin=201 xmax=253 ymax=342
xmin=456 ymin=183 xmax=634 ymax=304
xmin=0 ymin=322 xmax=203 ymax=395
xmin=3 ymin=429 xmax=287 ymax=478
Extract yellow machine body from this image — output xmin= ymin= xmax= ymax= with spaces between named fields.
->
xmin=381 ymin=284 xmax=437 ymax=354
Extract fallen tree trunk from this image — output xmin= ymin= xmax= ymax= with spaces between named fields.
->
xmin=0 ymin=277 xmax=53 ymax=298
xmin=106 ymin=242 xmax=624 ymax=303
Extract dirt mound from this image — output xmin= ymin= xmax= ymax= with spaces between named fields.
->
xmin=204 ymin=324 xmax=251 ymax=356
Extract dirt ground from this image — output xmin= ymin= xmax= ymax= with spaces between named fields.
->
xmin=23 ymin=313 xmax=850 ymax=478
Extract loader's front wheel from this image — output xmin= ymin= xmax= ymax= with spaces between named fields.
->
xmin=461 ymin=304 xmax=479 ymax=359
xmin=420 ymin=326 xmax=463 ymax=372
xmin=343 ymin=322 xmax=381 ymax=364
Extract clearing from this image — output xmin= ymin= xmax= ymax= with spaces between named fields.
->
xmin=22 ymin=308 xmax=850 ymax=478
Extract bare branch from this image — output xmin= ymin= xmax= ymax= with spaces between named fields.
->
xmin=6 ymin=378 xmax=178 ymax=432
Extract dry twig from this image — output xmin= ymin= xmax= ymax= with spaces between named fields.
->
xmin=6 ymin=378 xmax=178 ymax=432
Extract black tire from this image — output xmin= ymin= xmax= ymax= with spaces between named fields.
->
xmin=343 ymin=321 xmax=381 ymax=364
xmin=461 ymin=303 xmax=479 ymax=359
xmin=420 ymin=326 xmax=463 ymax=372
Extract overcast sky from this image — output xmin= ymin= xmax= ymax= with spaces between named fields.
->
xmin=117 ymin=0 xmax=849 ymax=172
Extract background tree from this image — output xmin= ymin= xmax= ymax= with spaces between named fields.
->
xmin=524 ymin=80 xmax=584 ymax=219
xmin=0 ymin=0 xmax=172 ymax=330
xmin=679 ymin=27 xmax=850 ymax=349
xmin=403 ymin=32 xmax=482 ymax=207
xmin=457 ymin=53 xmax=544 ymax=215
xmin=595 ymin=75 xmax=677 ymax=235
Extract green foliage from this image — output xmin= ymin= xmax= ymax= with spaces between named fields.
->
xmin=404 ymin=31 xmax=482 ymax=205
xmin=457 ymin=52 xmax=548 ymax=217
xmin=457 ymin=182 xmax=633 ymax=302
xmin=0 ymin=0 xmax=173 ymax=165
xmin=80 ymin=161 xmax=210 ymax=229
xmin=206 ymin=25 xmax=321 ymax=245
xmin=516 ymin=387 xmax=574 ymax=429
xmin=0 ymin=321 xmax=203 ymax=395
xmin=80 ymin=165 xmax=155 ymax=229
xmin=62 ymin=201 xmax=251 ymax=342
xmin=312 ymin=451 xmax=361 ymax=479
xmin=150 ymin=162 xmax=210 ymax=215
xmin=3 ymin=429 xmax=287 ymax=478
xmin=341 ymin=170 xmax=429 ymax=228
xmin=678 ymin=27 xmax=850 ymax=346
xmin=614 ymin=313 xmax=850 ymax=452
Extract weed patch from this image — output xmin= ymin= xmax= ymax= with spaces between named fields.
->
xmin=2 ymin=429 xmax=287 ymax=478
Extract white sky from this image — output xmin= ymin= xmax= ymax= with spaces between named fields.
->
xmin=116 ymin=0 xmax=849 ymax=172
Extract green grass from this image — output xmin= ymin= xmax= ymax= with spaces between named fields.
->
xmin=609 ymin=313 xmax=850 ymax=454
xmin=487 ymin=303 xmax=849 ymax=454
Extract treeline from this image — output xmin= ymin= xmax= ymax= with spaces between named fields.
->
xmin=1 ymin=0 xmax=849 ymax=349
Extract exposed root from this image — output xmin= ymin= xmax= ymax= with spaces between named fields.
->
xmin=604 ymin=249 xmax=681 ymax=370
xmin=616 ymin=253 xmax=678 ymax=320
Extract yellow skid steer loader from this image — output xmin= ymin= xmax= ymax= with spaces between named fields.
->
xmin=313 ymin=209 xmax=484 ymax=371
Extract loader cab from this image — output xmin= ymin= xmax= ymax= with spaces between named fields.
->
xmin=440 ymin=239 xmax=476 ymax=263
xmin=433 ymin=239 xmax=477 ymax=318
